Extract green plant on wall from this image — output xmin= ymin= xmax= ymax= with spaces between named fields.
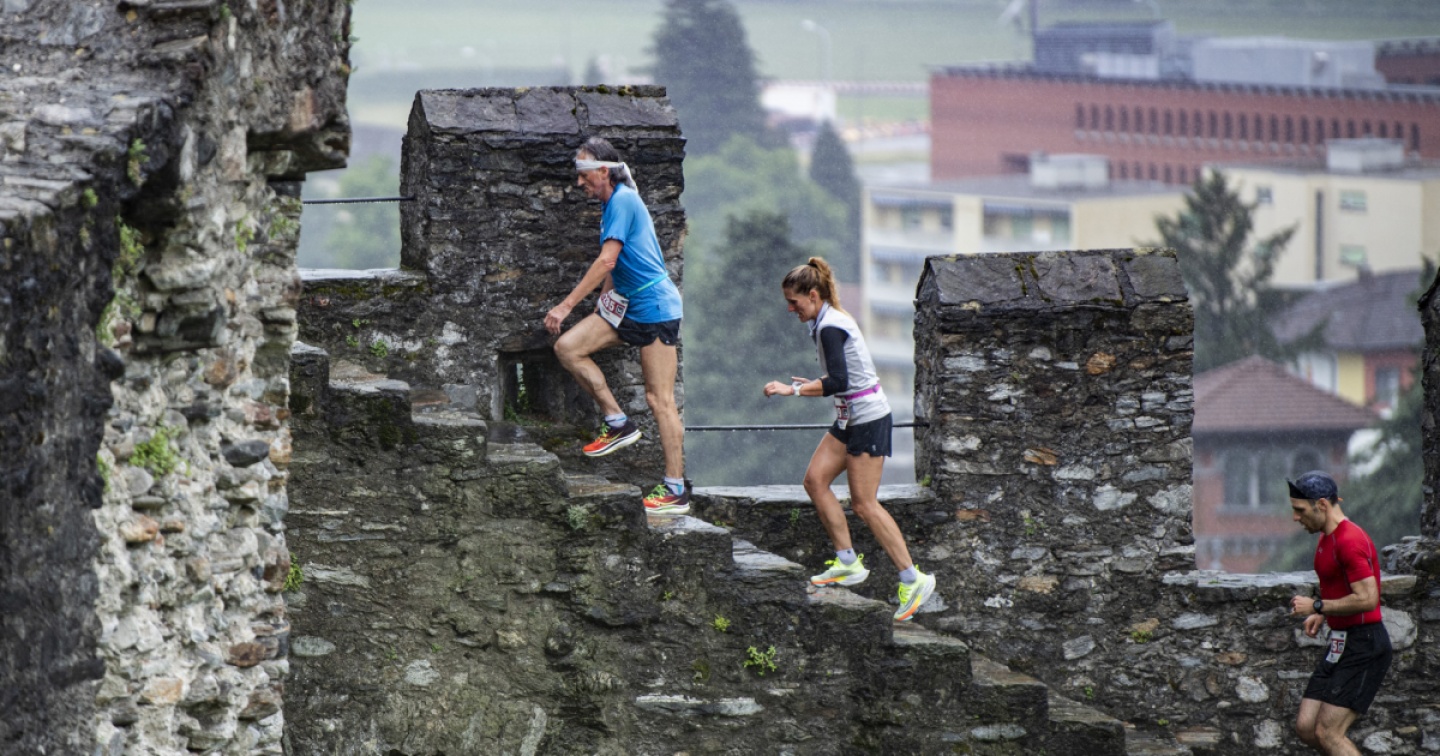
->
xmin=126 ymin=139 xmax=147 ymax=185
xmin=131 ymin=426 xmax=181 ymax=477
xmin=369 ymin=340 xmax=389 ymax=358
xmin=743 ymin=645 xmax=777 ymax=676
xmin=711 ymin=615 xmax=730 ymax=633
xmin=282 ymin=561 xmax=303 ymax=592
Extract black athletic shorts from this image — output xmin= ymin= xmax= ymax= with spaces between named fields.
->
xmin=827 ymin=413 xmax=893 ymax=458
xmin=1303 ymin=621 xmax=1392 ymax=714
xmin=614 ymin=317 xmax=680 ymax=347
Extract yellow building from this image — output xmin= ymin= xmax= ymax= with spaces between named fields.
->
xmin=1221 ymin=138 xmax=1440 ymax=287
xmin=861 ymin=154 xmax=1186 ymax=471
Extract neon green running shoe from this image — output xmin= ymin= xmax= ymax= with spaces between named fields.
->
xmin=894 ymin=569 xmax=936 ymax=622
xmin=809 ymin=555 xmax=870 ymax=586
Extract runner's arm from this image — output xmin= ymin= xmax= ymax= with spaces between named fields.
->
xmin=818 ymin=327 xmax=849 ymax=396
xmin=1290 ymin=576 xmax=1379 ymax=617
xmin=545 ymin=240 xmax=622 ymax=333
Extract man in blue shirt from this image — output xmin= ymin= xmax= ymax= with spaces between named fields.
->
xmin=544 ymin=137 xmax=689 ymax=514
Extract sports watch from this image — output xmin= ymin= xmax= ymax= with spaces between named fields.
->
xmin=1313 ymin=598 xmax=1324 ymax=615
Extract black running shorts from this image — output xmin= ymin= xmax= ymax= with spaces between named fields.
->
xmin=614 ymin=317 xmax=680 ymax=347
xmin=1303 ymin=621 xmax=1392 ymax=714
xmin=827 ymin=413 xmax=893 ymax=458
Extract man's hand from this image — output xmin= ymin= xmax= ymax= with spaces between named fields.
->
xmin=1303 ymin=612 xmax=1325 ymax=638
xmin=1290 ymin=595 xmax=1317 ymax=616
xmin=545 ymin=302 xmax=573 ymax=335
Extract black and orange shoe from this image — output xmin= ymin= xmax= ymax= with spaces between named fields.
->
xmin=583 ymin=420 xmax=641 ymax=457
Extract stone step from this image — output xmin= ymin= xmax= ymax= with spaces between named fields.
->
xmin=1126 ymin=728 xmax=1195 ymax=756
xmin=562 ymin=473 xmax=644 ymax=531
xmin=647 ymin=515 xmax=735 ymax=583
xmin=1172 ymin=725 xmax=1222 ymax=755
xmin=1046 ymin=690 xmax=1127 ymax=756
xmin=967 ymin=654 xmax=1049 ymax=749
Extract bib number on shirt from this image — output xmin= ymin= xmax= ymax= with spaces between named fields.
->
xmin=598 ymin=289 xmax=629 ymax=328
xmin=834 ymin=400 xmax=850 ymax=430
xmin=1325 ymin=630 xmax=1348 ymax=664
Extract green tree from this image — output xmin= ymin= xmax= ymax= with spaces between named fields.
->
xmin=298 ymin=154 xmax=401 ymax=270
xmin=649 ymin=0 xmax=773 ymax=156
xmin=1149 ymin=170 xmax=1302 ymax=373
xmin=1265 ymin=264 xmax=1435 ymax=571
xmin=807 ymin=120 xmax=861 ymax=283
xmin=684 ymin=210 xmax=833 ymax=484
xmin=683 ymin=135 xmax=847 ymax=270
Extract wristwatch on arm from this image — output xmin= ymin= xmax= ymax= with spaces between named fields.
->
xmin=1313 ymin=598 xmax=1324 ymax=615
xmin=791 ymin=381 xmax=804 ymax=397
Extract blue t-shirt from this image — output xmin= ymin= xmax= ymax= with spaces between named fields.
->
xmin=601 ymin=184 xmax=682 ymax=323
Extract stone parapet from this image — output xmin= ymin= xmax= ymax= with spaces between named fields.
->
xmin=0 ymin=0 xmax=349 ymax=752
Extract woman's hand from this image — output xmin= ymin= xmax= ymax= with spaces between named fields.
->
xmin=544 ymin=302 xmax=574 ymax=335
xmin=763 ymin=380 xmax=793 ymax=397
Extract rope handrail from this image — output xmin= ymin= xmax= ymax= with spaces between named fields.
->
xmin=686 ymin=421 xmax=928 ymax=432
xmin=301 ymin=196 xmax=416 ymax=205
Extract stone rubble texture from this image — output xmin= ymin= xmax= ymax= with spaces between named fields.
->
xmin=0 ymin=0 xmax=349 ymax=753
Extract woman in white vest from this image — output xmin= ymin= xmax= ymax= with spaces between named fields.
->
xmin=763 ymin=257 xmax=936 ymax=621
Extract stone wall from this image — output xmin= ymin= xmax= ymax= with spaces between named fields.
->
xmin=0 ymin=1 xmax=348 ymax=752
xmin=899 ymin=248 xmax=1440 ymax=753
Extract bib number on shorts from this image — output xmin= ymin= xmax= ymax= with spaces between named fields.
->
xmin=1325 ymin=630 xmax=1348 ymax=664
xmin=598 ymin=289 xmax=629 ymax=328
xmin=834 ymin=400 xmax=850 ymax=430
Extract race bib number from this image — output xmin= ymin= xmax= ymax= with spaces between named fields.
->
xmin=598 ymin=289 xmax=628 ymax=328
xmin=834 ymin=400 xmax=850 ymax=430
xmin=1325 ymin=630 xmax=1348 ymax=664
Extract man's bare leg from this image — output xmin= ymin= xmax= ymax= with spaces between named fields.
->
xmin=639 ymin=340 xmax=684 ymax=479
xmin=554 ymin=313 xmax=624 ymax=417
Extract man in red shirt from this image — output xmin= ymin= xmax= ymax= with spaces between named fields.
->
xmin=1287 ymin=470 xmax=1393 ymax=756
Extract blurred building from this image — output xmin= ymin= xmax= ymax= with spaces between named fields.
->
xmin=931 ymin=27 xmax=1440 ymax=183
xmin=860 ymin=154 xmax=1186 ymax=465
xmin=1218 ymin=139 xmax=1440 ymax=286
xmin=1271 ymin=268 xmax=1427 ymax=415
xmin=1376 ymin=37 xmax=1440 ymax=86
xmin=1192 ymin=356 xmax=1375 ymax=572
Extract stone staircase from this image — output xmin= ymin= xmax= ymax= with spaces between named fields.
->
xmin=288 ymin=340 xmax=1195 ymax=755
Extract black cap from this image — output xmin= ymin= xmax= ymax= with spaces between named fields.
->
xmin=1287 ymin=470 xmax=1338 ymax=501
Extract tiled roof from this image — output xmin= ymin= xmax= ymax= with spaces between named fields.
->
xmin=1194 ymin=355 xmax=1376 ymax=433
xmin=1271 ymin=269 xmax=1427 ymax=351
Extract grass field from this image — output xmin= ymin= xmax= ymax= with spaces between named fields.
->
xmin=347 ymin=0 xmax=1440 ymax=128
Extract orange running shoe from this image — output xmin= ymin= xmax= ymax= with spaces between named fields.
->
xmin=583 ymin=420 xmax=641 ymax=457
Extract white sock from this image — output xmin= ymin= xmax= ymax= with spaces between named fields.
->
xmin=837 ymin=548 xmax=857 ymax=566
xmin=664 ymin=476 xmax=685 ymax=496
xmin=898 ymin=566 xmax=918 ymax=584
xmin=604 ymin=413 xmax=627 ymax=429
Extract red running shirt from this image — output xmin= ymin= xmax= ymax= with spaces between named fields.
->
xmin=1313 ymin=519 xmax=1383 ymax=630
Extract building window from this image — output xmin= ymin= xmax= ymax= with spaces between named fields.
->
xmin=1178 ymin=166 xmax=1188 ymax=184
xmin=1119 ymin=107 xmax=1129 ymax=132
xmin=1374 ymin=366 xmax=1401 ymax=408
xmin=1164 ymin=165 xmax=1173 ymax=183
xmin=1295 ymin=352 xmax=1338 ymax=394
xmin=1395 ymin=121 xmax=1404 ymax=142
xmin=1301 ymin=118 xmax=1309 ymax=143
xmin=1105 ymin=106 xmax=1115 ymax=131
xmin=1339 ymin=244 xmax=1368 ymax=267
xmin=1338 ymin=190 xmax=1367 ymax=212
xmin=1091 ymin=105 xmax=1100 ymax=130
xmin=1332 ymin=119 xmax=1341 ymax=139
xmin=1412 ymin=123 xmax=1421 ymax=151
xmin=1222 ymin=447 xmax=1306 ymax=510
xmin=1363 ymin=120 xmax=1372 ymax=136
xmin=1209 ymin=111 xmax=1218 ymax=138
xmin=1118 ymin=162 xmax=1129 ymax=179
xmin=1075 ymin=104 xmax=1085 ymax=129
xmin=1256 ymin=186 xmax=1273 ymax=204
xmin=1285 ymin=116 xmax=1294 ymax=142
xmin=1149 ymin=108 xmax=1158 ymax=134
xmin=1134 ymin=162 xmax=1143 ymax=179
xmin=1134 ymin=107 xmax=1143 ymax=133
xmin=1194 ymin=111 xmax=1203 ymax=139
xmin=1173 ymin=110 xmax=1182 ymax=136
xmin=1378 ymin=122 xmax=1388 ymax=138
xmin=901 ymin=206 xmax=924 ymax=229
xmin=1270 ymin=116 xmax=1279 ymax=142
xmin=938 ymin=206 xmax=954 ymax=230
xmin=1347 ymin=120 xmax=1357 ymax=138
xmin=1224 ymin=112 xmax=1233 ymax=139
xmin=1239 ymin=115 xmax=1248 ymax=140
xmin=1316 ymin=118 xmax=1325 ymax=144
xmin=1051 ymin=215 xmax=1071 ymax=244
xmin=1256 ymin=114 xmax=1265 ymax=141
xmin=1011 ymin=215 xmax=1033 ymax=240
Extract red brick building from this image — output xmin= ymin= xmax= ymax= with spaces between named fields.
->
xmin=931 ymin=65 xmax=1440 ymax=184
xmin=1377 ymin=37 xmax=1440 ymax=86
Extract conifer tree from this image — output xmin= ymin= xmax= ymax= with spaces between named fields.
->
xmin=807 ymin=120 xmax=862 ymax=282
xmin=1149 ymin=170 xmax=1300 ymax=373
xmin=649 ymin=0 xmax=771 ymax=156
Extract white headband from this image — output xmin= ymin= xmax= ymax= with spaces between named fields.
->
xmin=575 ymin=158 xmax=638 ymax=191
